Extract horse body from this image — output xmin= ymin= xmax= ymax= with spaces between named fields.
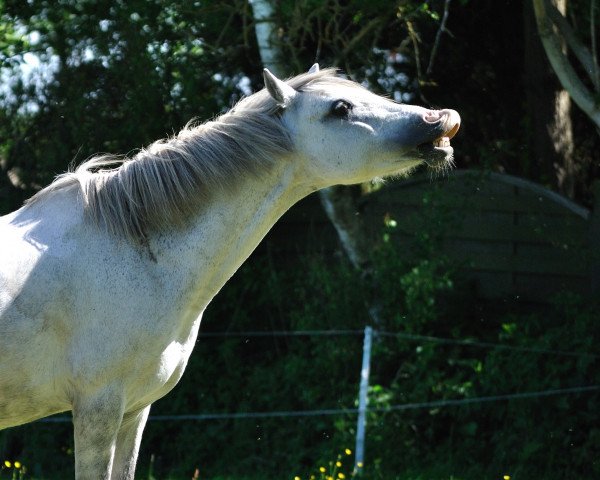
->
xmin=0 ymin=66 xmax=459 ymax=479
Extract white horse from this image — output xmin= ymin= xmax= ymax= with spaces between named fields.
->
xmin=0 ymin=65 xmax=459 ymax=479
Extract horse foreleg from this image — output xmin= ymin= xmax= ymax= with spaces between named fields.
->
xmin=110 ymin=406 xmax=151 ymax=480
xmin=72 ymin=390 xmax=125 ymax=480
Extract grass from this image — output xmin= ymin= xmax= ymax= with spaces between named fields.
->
xmin=1 ymin=456 xmax=515 ymax=480
xmin=290 ymin=447 xmax=358 ymax=480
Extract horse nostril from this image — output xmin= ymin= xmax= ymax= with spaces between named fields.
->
xmin=423 ymin=110 xmax=441 ymax=123
xmin=422 ymin=109 xmax=461 ymax=141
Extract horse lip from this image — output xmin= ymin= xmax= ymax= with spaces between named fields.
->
xmin=442 ymin=109 xmax=461 ymax=139
xmin=425 ymin=109 xmax=461 ymax=142
xmin=417 ymin=142 xmax=453 ymax=157
xmin=416 ymin=142 xmax=454 ymax=168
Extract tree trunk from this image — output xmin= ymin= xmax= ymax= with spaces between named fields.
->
xmin=250 ymin=0 xmax=284 ymax=76
xmin=552 ymin=89 xmax=575 ymax=197
xmin=318 ymin=185 xmax=371 ymax=271
xmin=524 ymin=0 xmax=575 ymax=197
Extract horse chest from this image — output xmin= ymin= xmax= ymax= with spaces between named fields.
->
xmin=154 ymin=340 xmax=192 ymax=388
xmin=123 ymin=322 xmax=200 ymax=408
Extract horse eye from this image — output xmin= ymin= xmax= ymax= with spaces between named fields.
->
xmin=330 ymin=100 xmax=353 ymax=118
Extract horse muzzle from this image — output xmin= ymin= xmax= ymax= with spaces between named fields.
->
xmin=424 ymin=108 xmax=461 ymax=146
xmin=416 ymin=108 xmax=461 ymax=167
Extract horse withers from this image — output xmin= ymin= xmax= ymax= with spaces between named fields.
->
xmin=0 ymin=65 xmax=459 ymax=479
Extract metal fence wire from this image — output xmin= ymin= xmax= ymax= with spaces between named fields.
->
xmin=39 ymin=326 xmax=598 ymax=424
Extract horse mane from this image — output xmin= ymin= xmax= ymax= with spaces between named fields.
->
xmin=26 ymin=68 xmax=359 ymax=241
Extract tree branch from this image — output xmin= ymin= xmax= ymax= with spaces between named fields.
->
xmin=339 ymin=17 xmax=385 ymax=62
xmin=592 ymin=0 xmax=600 ymax=91
xmin=532 ymin=0 xmax=600 ymax=130
xmin=426 ymin=0 xmax=452 ymax=77
xmin=545 ymin=0 xmax=598 ymax=89
xmin=406 ymin=20 xmax=423 ymax=83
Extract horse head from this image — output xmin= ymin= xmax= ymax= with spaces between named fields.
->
xmin=263 ymin=65 xmax=460 ymax=187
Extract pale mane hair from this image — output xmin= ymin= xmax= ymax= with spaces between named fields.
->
xmin=26 ymin=68 xmax=361 ymax=241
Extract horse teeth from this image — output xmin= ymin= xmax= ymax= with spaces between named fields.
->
xmin=433 ymin=136 xmax=450 ymax=148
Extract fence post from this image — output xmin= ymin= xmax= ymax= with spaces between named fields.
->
xmin=354 ymin=325 xmax=373 ymax=475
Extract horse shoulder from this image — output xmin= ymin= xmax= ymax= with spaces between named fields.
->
xmin=1 ymin=190 xmax=83 ymax=309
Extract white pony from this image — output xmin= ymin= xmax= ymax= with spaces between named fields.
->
xmin=0 ymin=65 xmax=459 ymax=479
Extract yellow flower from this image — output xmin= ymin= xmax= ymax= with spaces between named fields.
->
xmin=338 ymin=473 xmax=345 ymax=479
xmin=503 ymin=476 xmax=511 ymax=480
xmin=335 ymin=461 xmax=342 ymax=467
xmin=344 ymin=448 xmax=352 ymax=455
xmin=14 ymin=461 xmax=21 ymax=469
xmin=356 ymin=462 xmax=364 ymax=468
xmin=319 ymin=466 xmax=326 ymax=473
xmin=294 ymin=477 xmax=301 ymax=480
xmin=3 ymin=461 xmax=11 ymax=468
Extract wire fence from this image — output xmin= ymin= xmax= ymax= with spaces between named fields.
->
xmin=38 ymin=327 xmax=599 ymax=424
xmin=37 ymin=384 xmax=600 ymax=424
xmin=198 ymin=328 xmax=599 ymax=359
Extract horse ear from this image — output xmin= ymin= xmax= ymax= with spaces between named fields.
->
xmin=308 ymin=63 xmax=320 ymax=73
xmin=263 ymin=68 xmax=297 ymax=107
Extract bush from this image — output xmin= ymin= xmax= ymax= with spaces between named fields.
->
xmin=1 ymin=237 xmax=598 ymax=479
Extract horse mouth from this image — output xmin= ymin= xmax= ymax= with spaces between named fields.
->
xmin=418 ymin=136 xmax=454 ymax=168
xmin=433 ymin=134 xmax=454 ymax=156
xmin=419 ymin=111 xmax=460 ymax=168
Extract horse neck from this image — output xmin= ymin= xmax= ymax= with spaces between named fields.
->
xmin=150 ymin=155 xmax=310 ymax=314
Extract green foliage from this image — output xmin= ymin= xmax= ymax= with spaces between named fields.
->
xmin=0 ymin=0 xmax=257 ymax=213
xmin=364 ymin=292 xmax=599 ymax=479
xmin=155 ymin=219 xmax=597 ymax=480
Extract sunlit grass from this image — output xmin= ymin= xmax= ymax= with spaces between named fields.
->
xmin=1 ymin=460 xmax=26 ymax=480
xmin=292 ymin=447 xmax=361 ymax=480
xmin=0 ymin=454 xmax=513 ymax=480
